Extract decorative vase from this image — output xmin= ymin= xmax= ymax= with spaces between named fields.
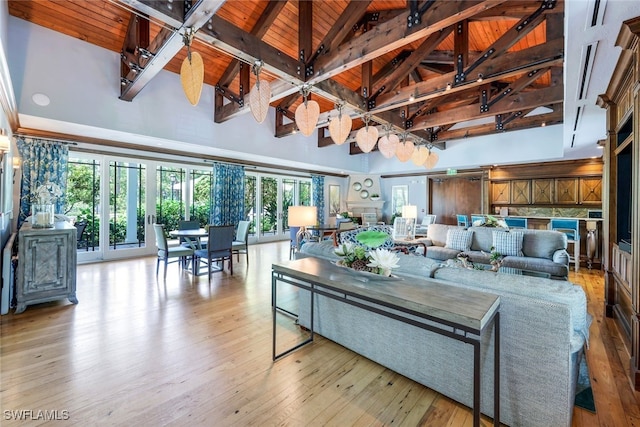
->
xmin=31 ymin=204 xmax=55 ymax=228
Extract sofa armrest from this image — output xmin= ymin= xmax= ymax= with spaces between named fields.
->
xmin=553 ymin=249 xmax=570 ymax=266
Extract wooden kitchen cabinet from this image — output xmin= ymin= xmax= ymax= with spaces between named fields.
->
xmin=579 ymin=177 xmax=603 ymax=204
xmin=555 ymin=178 xmax=579 ymax=204
xmin=532 ymin=179 xmax=554 ymax=204
xmin=15 ymin=221 xmax=78 ymax=314
xmin=510 ymin=180 xmax=531 ymax=204
xmin=491 ymin=181 xmax=510 ymax=204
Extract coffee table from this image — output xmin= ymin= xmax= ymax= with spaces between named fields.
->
xmin=272 ymin=257 xmax=501 ymax=427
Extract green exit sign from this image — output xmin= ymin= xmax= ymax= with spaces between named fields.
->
xmin=446 ymin=168 xmax=458 ymax=175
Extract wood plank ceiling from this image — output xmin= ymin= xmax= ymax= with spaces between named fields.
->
xmin=8 ymin=0 xmax=564 ymax=156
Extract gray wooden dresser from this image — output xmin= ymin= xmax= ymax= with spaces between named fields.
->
xmin=15 ymin=221 xmax=78 ymax=314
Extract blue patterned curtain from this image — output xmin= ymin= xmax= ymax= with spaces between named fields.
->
xmin=211 ymin=163 xmax=245 ymax=226
xmin=312 ymin=175 xmax=325 ymax=225
xmin=16 ymin=138 xmax=69 ymax=227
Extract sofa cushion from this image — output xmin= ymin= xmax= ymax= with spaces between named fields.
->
xmin=468 ymin=226 xmax=506 ymax=252
xmin=521 ymin=229 xmax=567 ymax=259
xmin=445 ymin=229 xmax=473 ymax=251
xmin=493 ymin=230 xmax=524 ymax=256
xmin=426 ymin=246 xmax=462 ymax=261
xmin=427 ymin=224 xmax=462 ymax=247
xmin=501 ymin=256 xmax=569 ymax=279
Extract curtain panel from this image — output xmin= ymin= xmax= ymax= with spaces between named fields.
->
xmin=311 ymin=175 xmax=324 ymax=225
xmin=211 ymin=164 xmax=245 ymax=226
xmin=16 ymin=138 xmax=69 ymax=227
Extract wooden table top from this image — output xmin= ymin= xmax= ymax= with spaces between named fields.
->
xmin=273 ymin=257 xmax=500 ymax=332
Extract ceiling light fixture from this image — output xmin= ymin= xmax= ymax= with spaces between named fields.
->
xmin=477 ymin=73 xmax=483 ymax=83
xmin=355 ymin=114 xmax=379 ymax=153
xmin=328 ymin=102 xmax=352 ymax=145
xmin=445 ymin=82 xmax=452 ymax=91
xmin=248 ymin=60 xmax=271 ymax=124
xmin=294 ymin=84 xmax=320 ymax=136
xmin=179 ymin=27 xmax=204 ymax=106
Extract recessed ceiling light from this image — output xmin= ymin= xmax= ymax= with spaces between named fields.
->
xmin=32 ymin=93 xmax=50 ymax=106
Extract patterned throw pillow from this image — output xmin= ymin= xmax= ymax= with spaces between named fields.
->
xmin=445 ymin=229 xmax=473 ymax=251
xmin=492 ymin=231 xmax=524 ymax=256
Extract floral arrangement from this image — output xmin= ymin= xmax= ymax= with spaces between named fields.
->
xmin=474 ymin=214 xmax=508 ymax=228
xmin=33 ymin=181 xmax=63 ymax=205
xmin=334 ymin=242 xmax=400 ymax=276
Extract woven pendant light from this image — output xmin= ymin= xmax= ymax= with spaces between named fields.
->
xmin=180 ymin=30 xmax=204 ymax=106
xmin=424 ymin=147 xmax=439 ymax=169
xmin=355 ymin=114 xmax=379 ymax=153
xmin=295 ymin=85 xmax=319 ymax=136
xmin=411 ymin=146 xmax=430 ymax=166
xmin=378 ymin=131 xmax=399 ymax=158
xmin=328 ymin=103 xmax=352 ymax=145
xmin=395 ymin=139 xmax=415 ymax=162
xmin=249 ymin=61 xmax=271 ymax=123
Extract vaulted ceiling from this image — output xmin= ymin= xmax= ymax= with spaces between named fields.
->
xmin=8 ymin=0 xmax=564 ymax=156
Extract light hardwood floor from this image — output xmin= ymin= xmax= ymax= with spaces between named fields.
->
xmin=1 ymin=241 xmax=639 ymax=426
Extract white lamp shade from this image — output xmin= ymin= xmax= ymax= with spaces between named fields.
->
xmin=288 ymin=205 xmax=317 ymax=227
xmin=249 ymin=79 xmax=271 ymax=123
xmin=295 ymin=100 xmax=320 ymax=136
xmin=402 ymin=205 xmax=418 ymax=219
xmin=378 ymin=133 xmax=399 ymax=158
xmin=328 ymin=113 xmax=352 ymax=145
xmin=395 ymin=140 xmax=415 ymax=162
xmin=355 ymin=126 xmax=379 ymax=153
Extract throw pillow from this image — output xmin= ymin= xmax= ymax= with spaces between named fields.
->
xmin=492 ymin=231 xmax=524 ymax=256
xmin=445 ymin=229 xmax=473 ymax=251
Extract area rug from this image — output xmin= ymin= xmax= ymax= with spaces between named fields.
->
xmin=574 ymin=354 xmax=596 ymax=413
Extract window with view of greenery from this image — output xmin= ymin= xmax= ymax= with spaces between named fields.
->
xmin=66 ymin=158 xmax=100 ymax=250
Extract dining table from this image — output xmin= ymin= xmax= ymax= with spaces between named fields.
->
xmin=168 ymin=228 xmax=209 ymax=275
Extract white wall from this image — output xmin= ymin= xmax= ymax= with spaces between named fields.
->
xmin=7 ymin=17 xmax=368 ymax=175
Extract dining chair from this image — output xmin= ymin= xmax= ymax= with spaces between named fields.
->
xmin=505 ymin=217 xmax=528 ymax=229
xmin=153 ymin=224 xmax=194 ymax=279
xmin=178 ymin=220 xmax=203 ymax=249
xmin=194 ymin=225 xmax=234 ymax=278
xmin=456 ymin=214 xmax=470 ymax=227
xmin=74 ymin=220 xmax=88 ymax=251
xmin=470 ymin=215 xmax=485 ymax=226
xmin=550 ymin=218 xmax=580 ymax=272
xmin=232 ymin=220 xmax=250 ymax=263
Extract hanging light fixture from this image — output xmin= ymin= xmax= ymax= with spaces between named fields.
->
xmin=377 ymin=125 xmax=399 ymax=158
xmin=294 ymin=84 xmax=320 ymax=136
xmin=179 ymin=28 xmax=204 ymax=106
xmin=395 ymin=133 xmax=415 ymax=162
xmin=328 ymin=102 xmax=352 ymax=145
xmin=411 ymin=144 xmax=430 ymax=166
xmin=424 ymin=144 xmax=439 ymax=169
xmin=248 ymin=60 xmax=271 ymax=123
xmin=355 ymin=114 xmax=379 ymax=153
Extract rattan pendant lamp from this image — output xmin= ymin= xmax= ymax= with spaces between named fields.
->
xmin=395 ymin=133 xmax=415 ymax=162
xmin=377 ymin=126 xmax=399 ymax=158
xmin=295 ymin=85 xmax=320 ymax=136
xmin=328 ymin=102 xmax=352 ymax=145
xmin=355 ymin=114 xmax=379 ymax=153
xmin=424 ymin=144 xmax=439 ymax=169
xmin=179 ymin=28 xmax=204 ymax=106
xmin=248 ymin=60 xmax=271 ymax=123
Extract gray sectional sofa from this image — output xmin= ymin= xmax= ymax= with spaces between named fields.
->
xmin=296 ymin=239 xmax=591 ymax=427
xmin=419 ymin=224 xmax=570 ymax=279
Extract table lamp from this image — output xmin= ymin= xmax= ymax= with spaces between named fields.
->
xmin=401 ymin=205 xmax=418 ymax=240
xmin=288 ymin=205 xmax=317 ymax=249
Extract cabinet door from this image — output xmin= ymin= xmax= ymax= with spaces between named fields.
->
xmin=555 ymin=178 xmax=579 ymax=204
xmin=532 ymin=179 xmax=554 ymax=204
xmin=491 ymin=182 xmax=510 ymax=204
xmin=579 ymin=177 xmax=602 ymax=204
xmin=22 ymin=233 xmax=72 ymax=295
xmin=510 ymin=180 xmax=531 ymax=204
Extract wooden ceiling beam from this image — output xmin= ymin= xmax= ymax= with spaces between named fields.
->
xmin=216 ymin=0 xmax=287 ymax=87
xmin=373 ymin=37 xmax=563 ymax=114
xmin=308 ymin=0 xmax=507 ymax=84
xmin=119 ymin=0 xmax=226 ymax=101
xmin=410 ymin=85 xmax=563 ymax=131
xmin=368 ymin=26 xmax=454 ymax=107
